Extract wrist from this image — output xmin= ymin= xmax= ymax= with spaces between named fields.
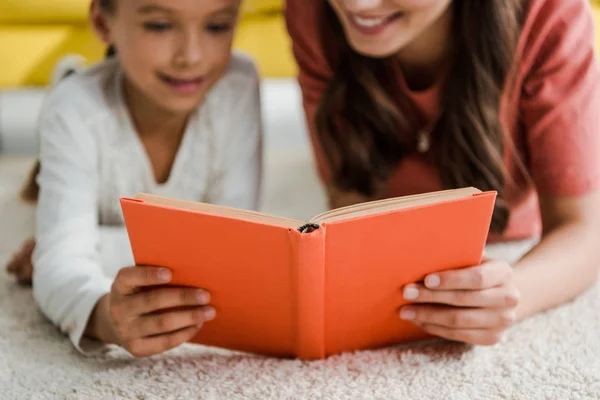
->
xmin=511 ymin=263 xmax=534 ymax=322
xmin=85 ymin=294 xmax=118 ymax=345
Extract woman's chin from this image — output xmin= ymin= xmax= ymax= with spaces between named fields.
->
xmin=344 ymin=29 xmax=409 ymax=59
xmin=347 ymin=40 xmax=404 ymax=59
xmin=350 ymin=45 xmax=401 ymax=59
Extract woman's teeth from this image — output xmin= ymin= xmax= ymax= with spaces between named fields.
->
xmin=353 ymin=15 xmax=388 ymax=28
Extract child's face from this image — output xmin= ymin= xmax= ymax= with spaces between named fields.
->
xmin=328 ymin=0 xmax=452 ymax=58
xmin=95 ymin=0 xmax=240 ymax=115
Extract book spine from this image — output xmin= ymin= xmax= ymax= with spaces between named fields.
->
xmin=289 ymin=226 xmax=326 ymax=360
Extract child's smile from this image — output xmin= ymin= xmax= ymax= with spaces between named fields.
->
xmin=157 ymin=72 xmax=207 ymax=95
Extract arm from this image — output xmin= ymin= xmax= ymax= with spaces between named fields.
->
xmin=98 ymin=226 xmax=134 ymax=278
xmin=514 ymin=192 xmax=600 ymax=320
xmin=32 ymin=110 xmax=112 ymax=353
xmin=5 ymin=209 xmax=133 ymax=286
xmin=32 ymin=110 xmax=214 ymax=357
xmin=397 ymin=0 xmax=600 ymax=344
xmin=512 ymin=0 xmax=600 ymax=319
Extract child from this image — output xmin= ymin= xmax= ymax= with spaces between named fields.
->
xmin=286 ymin=0 xmax=600 ymax=346
xmin=7 ymin=0 xmax=262 ymax=358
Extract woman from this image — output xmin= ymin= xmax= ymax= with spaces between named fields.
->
xmin=285 ymin=0 xmax=600 ymax=345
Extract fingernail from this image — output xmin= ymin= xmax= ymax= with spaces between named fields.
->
xmin=158 ymin=269 xmax=171 ymax=282
xmin=403 ymin=285 xmax=419 ymax=300
xmin=196 ymin=290 xmax=210 ymax=304
xmin=425 ymin=274 xmax=441 ymax=288
xmin=400 ymin=308 xmax=416 ymax=321
xmin=203 ymin=307 xmax=216 ymax=321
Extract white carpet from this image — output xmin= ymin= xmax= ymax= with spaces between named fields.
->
xmin=1 ymin=155 xmax=600 ymax=399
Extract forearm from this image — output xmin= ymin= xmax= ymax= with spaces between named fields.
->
xmin=98 ymin=226 xmax=135 ymax=278
xmin=84 ymin=227 xmax=133 ymax=345
xmin=513 ymin=221 xmax=600 ymax=321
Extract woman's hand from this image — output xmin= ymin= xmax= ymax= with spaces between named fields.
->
xmin=89 ymin=266 xmax=216 ymax=357
xmin=6 ymin=238 xmax=36 ymax=284
xmin=398 ymin=259 xmax=520 ymax=345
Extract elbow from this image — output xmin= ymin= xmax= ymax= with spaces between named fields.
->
xmin=31 ymin=253 xmax=54 ymax=320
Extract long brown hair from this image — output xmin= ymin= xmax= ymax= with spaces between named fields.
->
xmin=21 ymin=0 xmax=117 ymax=203
xmin=315 ymin=1 xmax=525 ymax=233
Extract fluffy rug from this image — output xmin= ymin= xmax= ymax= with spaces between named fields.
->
xmin=1 ymin=156 xmax=600 ymax=400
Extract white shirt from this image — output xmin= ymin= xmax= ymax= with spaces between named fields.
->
xmin=31 ymin=52 xmax=263 ymax=353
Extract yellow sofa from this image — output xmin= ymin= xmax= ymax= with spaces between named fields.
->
xmin=0 ymin=0 xmax=296 ymax=88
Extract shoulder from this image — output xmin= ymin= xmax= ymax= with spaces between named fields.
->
xmin=522 ymin=0 xmax=593 ymax=32
xmin=39 ymin=57 xmax=120 ymax=126
xmin=36 ymin=58 xmax=121 ymax=157
xmin=518 ymin=0 xmax=595 ymax=72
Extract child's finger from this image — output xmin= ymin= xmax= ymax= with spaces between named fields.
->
xmin=113 ymin=266 xmax=172 ymax=295
xmin=402 ymin=284 xmax=520 ymax=308
xmin=130 ymin=287 xmax=211 ymax=315
xmin=418 ymin=323 xmax=506 ymax=346
xmin=125 ymin=325 xmax=200 ymax=358
xmin=398 ymin=305 xmax=517 ymax=330
xmin=133 ymin=306 xmax=215 ymax=338
xmin=421 ymin=260 xmax=512 ymax=291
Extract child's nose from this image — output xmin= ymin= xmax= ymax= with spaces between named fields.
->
xmin=176 ymin=32 xmax=203 ymax=67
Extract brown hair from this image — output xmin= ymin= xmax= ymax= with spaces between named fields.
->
xmin=21 ymin=0 xmax=117 ymax=203
xmin=315 ymin=1 xmax=525 ymax=233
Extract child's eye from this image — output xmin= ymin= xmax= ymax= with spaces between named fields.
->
xmin=143 ymin=22 xmax=173 ymax=32
xmin=206 ymin=23 xmax=233 ymax=34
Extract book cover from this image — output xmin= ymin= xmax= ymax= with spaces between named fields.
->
xmin=120 ymin=188 xmax=496 ymax=359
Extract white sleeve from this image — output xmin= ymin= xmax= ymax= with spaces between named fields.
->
xmin=98 ymin=226 xmax=135 ymax=280
xmin=206 ymin=69 xmax=263 ymax=211
xmin=32 ymin=111 xmax=113 ymax=354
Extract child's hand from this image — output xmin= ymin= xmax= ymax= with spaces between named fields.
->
xmin=5 ymin=238 xmax=36 ymax=284
xmin=97 ymin=266 xmax=216 ymax=357
xmin=398 ymin=259 xmax=520 ymax=345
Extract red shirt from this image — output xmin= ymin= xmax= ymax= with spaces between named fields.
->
xmin=285 ymin=0 xmax=600 ymax=241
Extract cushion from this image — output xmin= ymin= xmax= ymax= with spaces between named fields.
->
xmin=0 ymin=27 xmax=74 ymax=88
xmin=235 ymin=14 xmax=297 ymax=78
xmin=242 ymin=0 xmax=283 ymax=15
xmin=0 ymin=0 xmax=90 ymax=25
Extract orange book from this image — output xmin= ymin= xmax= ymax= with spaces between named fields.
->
xmin=120 ymin=187 xmax=496 ymax=360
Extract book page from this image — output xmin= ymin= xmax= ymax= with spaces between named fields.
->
xmin=311 ymin=187 xmax=481 ymax=224
xmin=134 ymin=193 xmax=304 ymax=228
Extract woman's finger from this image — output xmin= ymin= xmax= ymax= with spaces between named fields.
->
xmin=129 ymin=287 xmax=211 ymax=315
xmin=421 ymin=260 xmax=512 ymax=291
xmin=399 ymin=305 xmax=517 ymax=329
xmin=418 ymin=323 xmax=506 ymax=346
xmin=402 ymin=284 xmax=520 ymax=308
xmin=133 ymin=306 xmax=216 ymax=338
xmin=125 ymin=325 xmax=201 ymax=358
